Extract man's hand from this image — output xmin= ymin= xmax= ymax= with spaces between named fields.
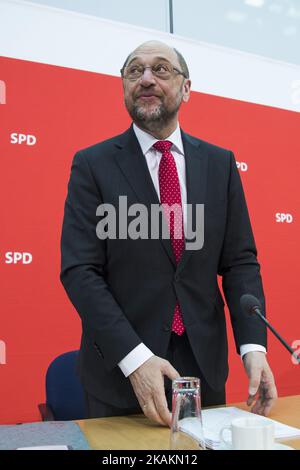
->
xmin=243 ymin=351 xmax=278 ymax=416
xmin=129 ymin=356 xmax=180 ymax=427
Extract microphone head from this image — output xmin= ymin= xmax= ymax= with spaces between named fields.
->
xmin=240 ymin=294 xmax=262 ymax=315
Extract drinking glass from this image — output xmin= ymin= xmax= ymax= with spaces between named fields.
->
xmin=170 ymin=377 xmax=206 ymax=450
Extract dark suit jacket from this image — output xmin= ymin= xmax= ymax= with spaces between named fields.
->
xmin=60 ymin=125 xmax=267 ymax=408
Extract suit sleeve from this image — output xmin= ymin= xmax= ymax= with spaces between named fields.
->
xmin=218 ymin=151 xmax=267 ymax=353
xmin=60 ymin=150 xmax=142 ymax=371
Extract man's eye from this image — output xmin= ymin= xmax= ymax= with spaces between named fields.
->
xmin=155 ymin=64 xmax=169 ymax=72
xmin=129 ymin=67 xmax=140 ymax=74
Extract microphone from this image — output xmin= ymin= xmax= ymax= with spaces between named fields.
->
xmin=240 ymin=294 xmax=300 ymax=365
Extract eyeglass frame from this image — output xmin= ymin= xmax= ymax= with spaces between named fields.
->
xmin=120 ymin=62 xmax=188 ymax=81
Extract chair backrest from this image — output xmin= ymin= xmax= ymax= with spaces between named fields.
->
xmin=46 ymin=350 xmax=86 ymax=420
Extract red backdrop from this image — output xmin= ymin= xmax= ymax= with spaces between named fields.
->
xmin=0 ymin=56 xmax=299 ymax=424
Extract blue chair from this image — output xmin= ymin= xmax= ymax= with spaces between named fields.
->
xmin=39 ymin=351 xmax=86 ymax=421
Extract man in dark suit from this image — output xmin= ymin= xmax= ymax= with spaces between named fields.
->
xmin=60 ymin=40 xmax=277 ymax=426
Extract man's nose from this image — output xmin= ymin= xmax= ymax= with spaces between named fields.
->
xmin=139 ymin=67 xmax=156 ymax=85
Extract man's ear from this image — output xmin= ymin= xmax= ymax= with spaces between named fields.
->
xmin=182 ymin=79 xmax=191 ymax=103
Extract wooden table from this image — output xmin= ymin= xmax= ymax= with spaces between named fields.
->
xmin=78 ymin=395 xmax=300 ymax=450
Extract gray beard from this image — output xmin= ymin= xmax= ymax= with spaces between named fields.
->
xmin=126 ymin=101 xmax=180 ymax=132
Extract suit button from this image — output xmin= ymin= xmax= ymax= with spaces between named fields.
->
xmin=174 ymin=274 xmax=179 ymax=282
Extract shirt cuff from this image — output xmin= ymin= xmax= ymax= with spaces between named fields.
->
xmin=240 ymin=344 xmax=267 ymax=359
xmin=118 ymin=343 xmax=154 ymax=377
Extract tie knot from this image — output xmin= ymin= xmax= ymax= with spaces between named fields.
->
xmin=153 ymin=140 xmax=172 ymax=154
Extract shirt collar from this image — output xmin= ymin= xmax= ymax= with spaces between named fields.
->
xmin=133 ymin=122 xmax=184 ymax=156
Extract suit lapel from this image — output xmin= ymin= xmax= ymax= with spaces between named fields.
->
xmin=113 ymin=126 xmax=208 ymax=271
xmin=178 ymin=130 xmax=208 ymax=272
xmin=113 ymin=126 xmax=176 ymax=267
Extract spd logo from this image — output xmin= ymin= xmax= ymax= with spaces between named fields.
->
xmin=10 ymin=133 xmax=37 ymax=146
xmin=5 ymin=252 xmax=33 ymax=264
xmin=275 ymin=213 xmax=293 ymax=224
xmin=236 ymin=161 xmax=248 ymax=172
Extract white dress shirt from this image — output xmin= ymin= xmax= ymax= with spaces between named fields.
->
xmin=118 ymin=123 xmax=266 ymax=377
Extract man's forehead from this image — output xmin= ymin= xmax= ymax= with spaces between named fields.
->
xmin=127 ymin=43 xmax=178 ymax=65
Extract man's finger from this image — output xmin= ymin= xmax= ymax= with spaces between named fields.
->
xmin=261 ymin=399 xmax=275 ymax=417
xmin=258 ymin=381 xmax=277 ymax=416
xmin=248 ymin=369 xmax=261 ymax=398
xmin=247 ymin=393 xmax=257 ymax=407
xmin=153 ymin=387 xmax=172 ymax=427
xmin=251 ymin=397 xmax=264 ymax=415
xmin=249 ymin=381 xmax=265 ymax=412
xmin=142 ymin=400 xmax=165 ymax=426
xmin=251 ymin=379 xmax=277 ymax=415
xmin=246 ymin=366 xmax=262 ymax=407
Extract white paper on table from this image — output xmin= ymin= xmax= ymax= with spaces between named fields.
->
xmin=179 ymin=407 xmax=300 ymax=450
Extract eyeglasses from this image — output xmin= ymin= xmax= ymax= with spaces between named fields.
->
xmin=121 ymin=62 xmax=187 ymax=81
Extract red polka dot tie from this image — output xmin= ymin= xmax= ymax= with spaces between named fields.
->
xmin=153 ymin=140 xmax=185 ymax=336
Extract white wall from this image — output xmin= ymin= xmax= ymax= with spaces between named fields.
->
xmin=26 ymin=0 xmax=170 ymax=33
xmin=0 ymin=0 xmax=300 ymax=113
xmin=15 ymin=0 xmax=300 ymax=65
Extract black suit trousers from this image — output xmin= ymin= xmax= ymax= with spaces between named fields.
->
xmin=85 ymin=332 xmax=225 ymax=418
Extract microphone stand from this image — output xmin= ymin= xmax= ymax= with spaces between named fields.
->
xmin=253 ymin=307 xmax=300 ymax=365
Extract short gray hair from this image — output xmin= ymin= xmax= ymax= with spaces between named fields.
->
xmin=120 ymin=46 xmax=190 ymax=79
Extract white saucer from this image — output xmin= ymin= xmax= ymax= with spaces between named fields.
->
xmin=218 ymin=442 xmax=294 ymax=450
